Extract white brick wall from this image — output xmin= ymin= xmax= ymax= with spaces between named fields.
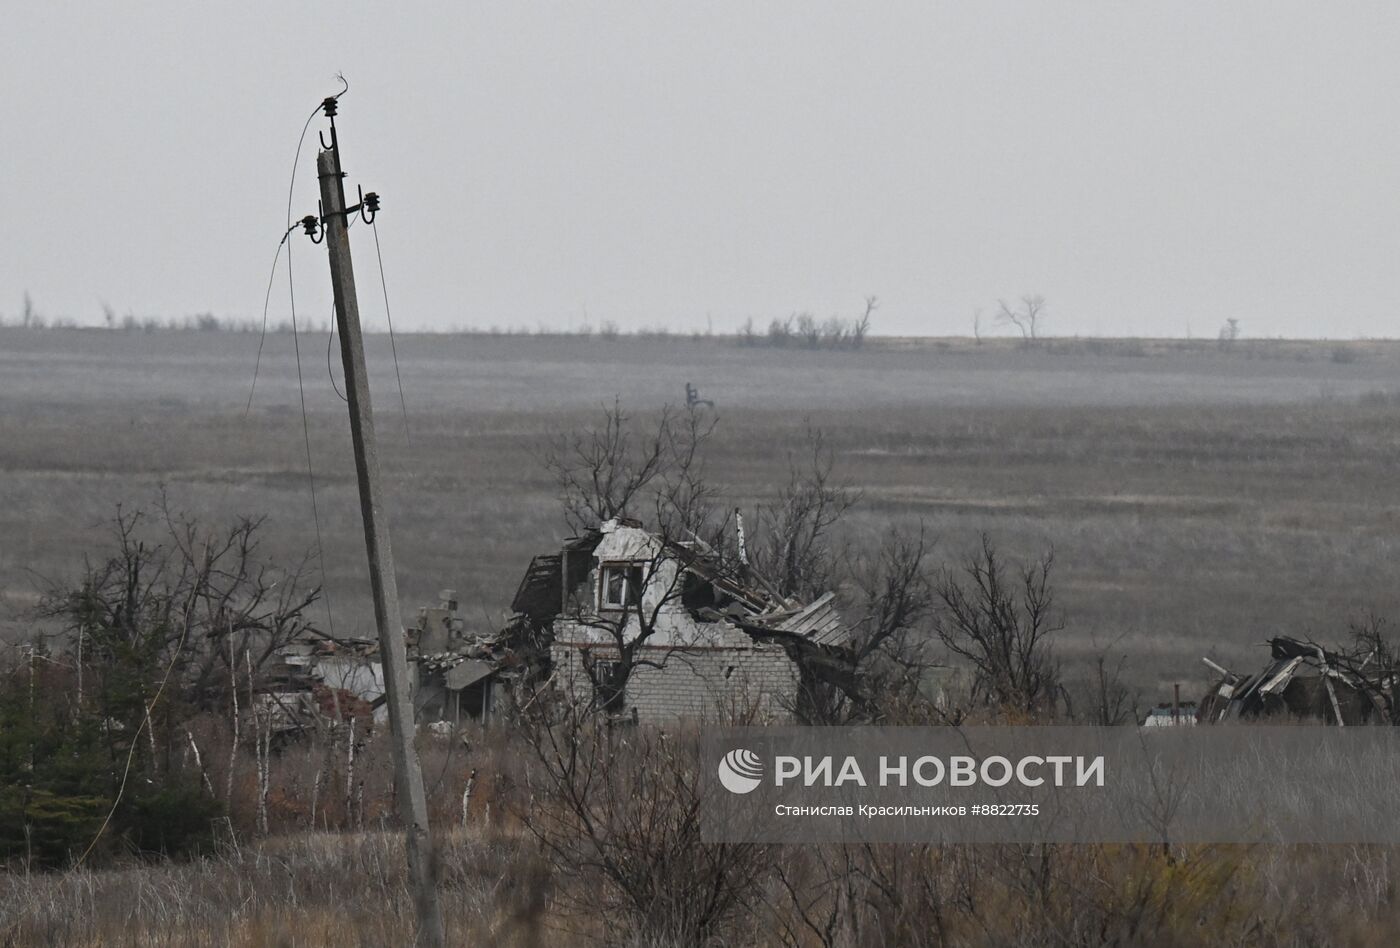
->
xmin=549 ymin=641 xmax=798 ymax=724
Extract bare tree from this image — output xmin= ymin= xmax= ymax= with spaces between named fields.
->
xmin=40 ymin=502 xmax=322 ymax=734
xmin=565 ymin=533 xmax=707 ymax=716
xmin=807 ymin=527 xmax=938 ymax=723
xmin=932 ymin=534 xmax=1062 ymax=716
xmin=722 ymin=527 xmax=940 ymax=725
xmin=796 ymin=313 xmax=822 ymax=348
xmin=749 ymin=427 xmax=859 ymax=602
xmin=1218 ymin=317 xmax=1241 ymax=348
xmin=1326 ymin=615 xmax=1400 ymax=724
xmin=850 ymin=296 xmax=876 ymax=349
xmin=997 ymin=294 xmax=1046 ymax=342
xmin=543 ymin=399 xmax=683 ymax=532
xmin=543 ymin=401 xmax=726 ymax=715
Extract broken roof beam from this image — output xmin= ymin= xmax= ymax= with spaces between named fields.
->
xmin=1202 ymin=657 xmax=1235 ymax=679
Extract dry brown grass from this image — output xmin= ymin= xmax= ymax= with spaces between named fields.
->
xmin=0 ymin=828 xmax=555 ymax=947
xmin=4 ymin=799 xmax=1399 ymax=946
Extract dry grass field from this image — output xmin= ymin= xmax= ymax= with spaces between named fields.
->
xmin=5 ymin=326 xmax=1400 ymax=700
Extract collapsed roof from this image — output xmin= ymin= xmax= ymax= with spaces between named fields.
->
xmin=509 ymin=519 xmax=849 ymax=648
xmin=1199 ymin=637 xmax=1388 ymax=726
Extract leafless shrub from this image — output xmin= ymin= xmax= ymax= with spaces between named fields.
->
xmin=932 ymin=534 xmax=1063 ymax=717
xmin=820 ymin=317 xmax=847 ymax=349
xmin=39 ymin=499 xmax=323 ymax=718
xmin=767 ymin=315 xmax=796 ymax=347
xmin=1327 ymin=614 xmax=1400 ymax=724
xmin=742 ymin=299 xmax=874 ymax=351
xmin=517 ymin=708 xmax=769 ymax=944
xmin=1070 ymin=630 xmax=1138 ymax=725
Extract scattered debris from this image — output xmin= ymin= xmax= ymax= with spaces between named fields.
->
xmin=1199 ymin=637 xmax=1387 ymax=725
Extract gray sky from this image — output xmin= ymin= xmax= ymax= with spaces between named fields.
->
xmin=3 ymin=2 xmax=1397 ymax=338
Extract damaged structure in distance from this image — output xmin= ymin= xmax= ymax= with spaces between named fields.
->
xmin=256 ymin=517 xmax=872 ymax=733
xmin=1199 ymin=636 xmax=1398 ymax=726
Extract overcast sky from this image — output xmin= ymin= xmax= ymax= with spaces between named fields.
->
xmin=3 ymin=2 xmax=1397 ymax=338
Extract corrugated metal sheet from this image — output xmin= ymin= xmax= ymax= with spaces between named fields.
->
xmin=775 ymin=592 xmax=847 ymax=645
xmin=445 ymin=659 xmax=496 ymax=691
xmin=511 ymin=553 xmax=561 ymax=619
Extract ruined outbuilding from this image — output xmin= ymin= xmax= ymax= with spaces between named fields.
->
xmin=260 ymin=590 xmax=517 ymax=736
xmin=1199 ymin=637 xmax=1388 ymax=725
xmin=410 ymin=590 xmax=519 ymax=725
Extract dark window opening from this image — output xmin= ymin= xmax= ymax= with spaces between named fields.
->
xmin=599 ymin=562 xmax=644 ymax=611
xmin=681 ymin=571 xmax=718 ymax=611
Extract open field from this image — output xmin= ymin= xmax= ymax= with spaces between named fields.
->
xmin=5 ymin=327 xmax=1400 ymax=700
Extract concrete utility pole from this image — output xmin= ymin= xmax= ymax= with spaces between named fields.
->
xmin=312 ymin=100 xmax=446 ymax=947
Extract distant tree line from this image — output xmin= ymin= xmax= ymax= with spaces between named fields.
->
xmin=1 ymin=293 xmax=266 ymax=333
xmin=736 ymin=296 xmax=876 ymax=350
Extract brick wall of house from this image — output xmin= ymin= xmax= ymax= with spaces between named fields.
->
xmin=549 ymin=641 xmax=798 ymax=724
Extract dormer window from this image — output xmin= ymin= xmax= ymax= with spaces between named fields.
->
xmin=599 ymin=561 xmax=644 ymax=612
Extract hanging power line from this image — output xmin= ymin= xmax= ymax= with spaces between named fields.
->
xmin=245 ymin=99 xmax=325 ymax=413
xmin=370 ymin=219 xmax=411 ymax=443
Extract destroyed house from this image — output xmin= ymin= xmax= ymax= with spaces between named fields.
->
xmin=1200 ymin=637 xmax=1387 ymax=726
xmin=511 ymin=518 xmax=848 ymax=723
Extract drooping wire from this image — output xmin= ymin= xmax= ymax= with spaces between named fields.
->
xmin=279 ymin=80 xmax=350 ymax=644
xmin=286 ymin=207 xmax=338 ymax=643
xmin=245 ymin=225 xmax=296 ymax=416
xmin=245 ymin=74 xmax=348 ymax=412
xmin=256 ymin=87 xmax=349 ymax=644
xmin=370 ymin=220 xmax=411 ymax=444
xmin=327 ymin=303 xmax=347 ymax=402
xmin=245 ymin=102 xmax=322 ymax=414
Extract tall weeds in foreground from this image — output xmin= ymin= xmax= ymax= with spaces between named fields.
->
xmin=0 ymin=829 xmax=551 ymax=947
xmin=6 ymin=778 xmax=1400 ymax=945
